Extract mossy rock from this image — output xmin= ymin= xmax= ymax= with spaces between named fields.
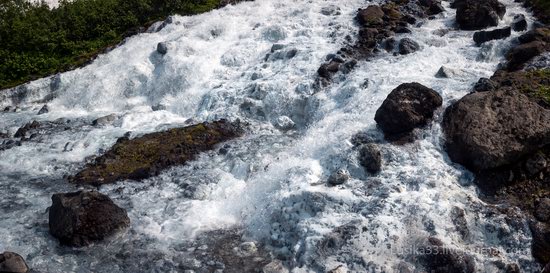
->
xmin=71 ymin=120 xmax=244 ymax=185
xmin=491 ymin=68 xmax=550 ymax=106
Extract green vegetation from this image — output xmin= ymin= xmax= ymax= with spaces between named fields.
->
xmin=520 ymin=69 xmax=550 ymax=104
xmin=0 ymin=0 xmax=224 ymax=89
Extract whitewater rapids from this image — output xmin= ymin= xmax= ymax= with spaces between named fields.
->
xmin=0 ymin=0 xmax=542 ymax=272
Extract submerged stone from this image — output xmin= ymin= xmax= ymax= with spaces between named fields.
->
xmin=0 ymin=252 xmax=29 ymax=273
xmin=71 ymin=120 xmax=244 ymax=185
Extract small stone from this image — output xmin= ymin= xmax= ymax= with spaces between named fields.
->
xmin=525 ymin=153 xmax=548 ymax=176
xmin=0 ymin=252 xmax=29 ymax=273
xmin=157 ymin=42 xmax=168 ymax=55
xmin=274 ymin=116 xmax=295 ymax=131
xmin=37 ymin=105 xmax=49 ymax=115
xmin=328 ymin=169 xmax=350 ymax=186
xmin=358 ymin=144 xmax=382 ymax=173
xmin=92 ymin=114 xmax=117 ymax=126
xmin=239 ymin=242 xmax=257 ymax=255
xmin=435 ymin=66 xmax=463 ymax=78
xmin=270 ymin=44 xmax=285 ymax=52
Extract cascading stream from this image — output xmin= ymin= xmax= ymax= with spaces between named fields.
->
xmin=0 ymin=0 xmax=542 ymax=272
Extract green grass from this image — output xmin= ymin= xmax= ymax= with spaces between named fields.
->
xmin=0 ymin=0 xmax=224 ymax=89
xmin=524 ymin=69 xmax=550 ymax=104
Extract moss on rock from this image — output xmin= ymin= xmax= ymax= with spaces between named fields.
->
xmin=71 ymin=120 xmax=244 ymax=185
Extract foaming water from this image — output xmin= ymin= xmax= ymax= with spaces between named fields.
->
xmin=0 ymin=0 xmax=541 ymax=272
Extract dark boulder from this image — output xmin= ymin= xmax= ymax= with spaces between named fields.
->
xmin=358 ymin=144 xmax=382 ymax=173
xmin=456 ymin=0 xmax=506 ymax=30
xmin=419 ymin=0 xmax=445 ymax=15
xmin=399 ymin=38 xmax=420 ymax=55
xmin=512 ymin=14 xmax=527 ymax=32
xmin=157 ymin=42 xmax=168 ymax=55
xmin=37 ymin=105 xmax=49 ymax=115
xmin=375 ymin=83 xmax=442 ymax=137
xmin=473 ymin=77 xmax=497 ymax=92
xmin=92 ymin=114 xmax=117 ymax=127
xmin=473 ymin=27 xmax=511 ymax=45
xmin=416 ymin=237 xmax=476 ymax=273
xmin=531 ymin=222 xmax=550 ymax=264
xmin=443 ymin=89 xmax=550 ymax=171
xmin=71 ymin=120 xmax=244 ymax=185
xmin=14 ymin=121 xmax=40 ymax=139
xmin=506 ymin=41 xmax=546 ymax=71
xmin=49 ymin=191 xmax=130 ymax=247
xmin=0 ymin=252 xmax=29 ymax=273
xmin=356 ymin=6 xmax=385 ymax=27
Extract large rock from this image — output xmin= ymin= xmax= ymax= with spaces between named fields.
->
xmin=375 ymin=83 xmax=442 ymax=137
xmin=0 ymin=252 xmax=29 ymax=273
xmin=455 ymin=0 xmax=506 ymax=30
xmin=49 ymin=191 xmax=130 ymax=247
xmin=443 ymin=89 xmax=550 ymax=171
xmin=511 ymin=14 xmax=527 ymax=32
xmin=71 ymin=120 xmax=243 ymax=185
xmin=356 ymin=6 xmax=385 ymax=27
xmin=507 ymin=41 xmax=546 ymax=71
xmin=473 ymin=27 xmax=511 ymax=45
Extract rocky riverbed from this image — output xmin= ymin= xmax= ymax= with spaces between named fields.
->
xmin=1 ymin=0 xmax=549 ymax=272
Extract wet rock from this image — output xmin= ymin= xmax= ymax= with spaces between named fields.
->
xmin=435 ymin=66 xmax=463 ymax=78
xmin=505 ymin=263 xmax=521 ymax=273
xmin=37 ymin=104 xmax=49 ymax=115
xmin=530 ymin=222 xmax=550 ymax=264
xmin=544 ymin=263 xmax=550 ymax=273
xmin=398 ymin=38 xmax=420 ymax=55
xmin=262 ymin=260 xmax=288 ymax=273
xmin=536 ymin=198 xmax=550 ymax=222
xmin=318 ymin=61 xmax=341 ymax=79
xmin=328 ymin=265 xmax=347 ymax=273
xmin=507 ymin=41 xmax=546 ymax=71
xmin=526 ymin=153 xmax=548 ymax=176
xmin=72 ymin=120 xmax=244 ymax=185
xmin=320 ymin=5 xmax=341 ymax=16
xmin=417 ymin=237 xmax=476 ymax=273
xmin=270 ymin=44 xmax=285 ymax=52
xmin=473 ymin=77 xmax=497 ymax=92
xmin=455 ymin=0 xmax=506 ymax=30
xmin=512 ymin=14 xmax=527 ymax=32
xmin=92 ymin=114 xmax=117 ymax=127
xmin=518 ymin=28 xmax=550 ymax=44
xmin=157 ymin=42 xmax=168 ymax=55
xmin=419 ymin=0 xmax=445 ymax=15
xmin=328 ymin=169 xmax=350 ymax=186
xmin=395 ymin=26 xmax=412 ymax=34
xmin=443 ymin=89 xmax=550 ymax=171
xmin=0 ymin=252 xmax=29 ymax=273
xmin=375 ymin=83 xmax=442 ymax=137
xmin=151 ymin=104 xmax=167 ymax=111
xmin=356 ymin=6 xmax=385 ymax=27
xmin=49 ymin=191 xmax=130 ymax=247
xmin=358 ymin=144 xmax=382 ymax=174
xmin=274 ymin=116 xmax=295 ymax=131
xmin=451 ymin=207 xmax=470 ymax=240
xmin=473 ymin=27 xmax=511 ymax=45
xmin=14 ymin=121 xmax=40 ymax=139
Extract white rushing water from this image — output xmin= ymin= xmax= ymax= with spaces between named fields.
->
xmin=0 ymin=0 xmax=542 ymax=272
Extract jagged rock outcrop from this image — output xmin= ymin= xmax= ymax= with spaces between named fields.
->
xmin=49 ymin=191 xmax=130 ymax=247
xmin=375 ymin=83 xmax=442 ymax=139
xmin=71 ymin=120 xmax=244 ymax=185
